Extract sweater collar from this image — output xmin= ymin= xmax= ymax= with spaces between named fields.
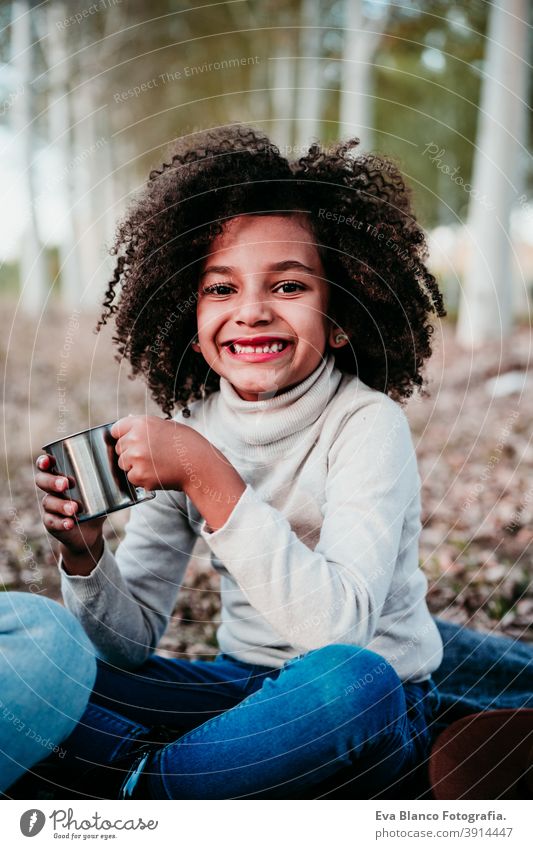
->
xmin=213 ymin=352 xmax=343 ymax=452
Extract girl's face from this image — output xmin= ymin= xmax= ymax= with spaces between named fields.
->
xmin=194 ymin=214 xmax=347 ymax=401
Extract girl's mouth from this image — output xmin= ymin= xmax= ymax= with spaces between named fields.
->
xmin=222 ymin=339 xmax=293 ymax=362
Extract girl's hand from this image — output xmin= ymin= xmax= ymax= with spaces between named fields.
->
xmin=112 ymin=414 xmax=246 ymax=532
xmin=110 ymin=415 xmax=195 ymax=492
xmin=35 ymin=453 xmax=106 ymax=555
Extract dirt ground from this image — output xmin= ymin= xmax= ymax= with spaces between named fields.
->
xmin=1 ymin=299 xmax=532 ymax=659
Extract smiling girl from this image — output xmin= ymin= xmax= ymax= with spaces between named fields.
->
xmin=30 ymin=125 xmax=447 ymax=800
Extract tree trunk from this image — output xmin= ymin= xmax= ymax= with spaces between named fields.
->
xmin=11 ymin=0 xmax=48 ymax=315
xmin=44 ymin=1 xmax=84 ymax=310
xmin=270 ymin=44 xmax=296 ymax=153
xmin=339 ymin=0 xmax=384 ymax=152
xmin=70 ymin=86 xmax=111 ymax=309
xmin=294 ymin=0 xmax=324 ymax=152
xmin=456 ymin=0 xmax=529 ymax=348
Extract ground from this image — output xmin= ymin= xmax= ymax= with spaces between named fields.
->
xmin=1 ymin=299 xmax=531 ymax=659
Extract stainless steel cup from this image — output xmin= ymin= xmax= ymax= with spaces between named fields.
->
xmin=42 ymin=421 xmax=156 ymax=523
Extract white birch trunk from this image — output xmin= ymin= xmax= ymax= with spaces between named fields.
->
xmin=270 ymin=49 xmax=296 ymax=153
xmin=94 ymin=110 xmax=119 ymax=308
xmin=11 ymin=0 xmax=48 ymax=316
xmin=294 ymin=0 xmax=323 ymax=152
xmin=70 ymin=88 xmax=111 ymax=309
xmin=66 ymin=0 xmax=140 ymax=310
xmin=339 ymin=0 xmax=385 ymax=152
xmin=44 ymin=1 xmax=84 ymax=310
xmin=456 ymin=0 xmax=529 ymax=347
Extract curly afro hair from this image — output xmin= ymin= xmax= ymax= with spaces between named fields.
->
xmin=97 ymin=123 xmax=446 ymax=418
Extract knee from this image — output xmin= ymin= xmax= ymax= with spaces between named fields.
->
xmin=2 ymin=593 xmax=96 ymax=713
xmin=31 ymin=595 xmax=96 ymax=687
xmin=326 ymin=644 xmax=400 ymax=695
xmin=0 ymin=594 xmax=97 ymax=788
xmin=28 ymin=593 xmax=87 ymax=644
xmin=287 ymin=643 xmax=403 ymax=717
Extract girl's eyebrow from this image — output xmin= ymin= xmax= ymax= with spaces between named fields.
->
xmin=200 ymin=265 xmax=233 ymax=279
xmin=268 ymin=260 xmax=317 ymax=274
xmin=200 ymin=259 xmax=317 ymax=279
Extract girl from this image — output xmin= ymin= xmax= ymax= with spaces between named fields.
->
xmin=29 ymin=124 xmax=447 ymax=800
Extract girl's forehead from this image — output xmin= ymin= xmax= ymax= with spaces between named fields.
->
xmin=207 ymin=214 xmax=320 ymax=257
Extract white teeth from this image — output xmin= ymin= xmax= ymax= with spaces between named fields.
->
xmin=231 ymin=341 xmax=287 ymax=354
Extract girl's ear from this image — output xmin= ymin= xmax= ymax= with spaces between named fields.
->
xmin=328 ymin=326 xmax=349 ymax=349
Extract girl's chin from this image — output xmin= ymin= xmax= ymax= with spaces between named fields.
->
xmin=231 ymin=381 xmax=283 ymax=399
xmin=227 ymin=369 xmax=292 ymax=400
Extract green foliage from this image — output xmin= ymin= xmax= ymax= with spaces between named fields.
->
xmin=2 ymin=0 xmax=530 ymax=251
xmin=372 ymin=1 xmax=488 ymax=228
xmin=0 ymin=248 xmax=60 ymax=297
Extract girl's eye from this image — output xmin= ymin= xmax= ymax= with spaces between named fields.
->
xmin=203 ymin=284 xmax=233 ymax=295
xmin=275 ymin=281 xmax=306 ymax=293
xmin=202 ymin=281 xmax=305 ymax=295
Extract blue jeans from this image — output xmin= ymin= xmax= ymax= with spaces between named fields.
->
xmin=0 ymin=593 xmax=96 ymax=792
xmin=432 ymin=619 xmax=533 ymax=732
xmin=18 ymin=644 xmax=440 ymax=799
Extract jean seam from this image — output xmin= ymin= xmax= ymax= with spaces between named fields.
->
xmin=405 ymin=704 xmax=432 ymax=762
xmin=153 ymin=749 xmax=173 ymax=799
xmin=86 ymin=705 xmax=137 ymax=734
xmin=84 ymin=705 xmax=150 ymax=762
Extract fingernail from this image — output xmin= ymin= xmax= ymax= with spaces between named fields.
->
xmin=56 ymin=478 xmax=65 ymax=490
xmin=65 ymin=503 xmax=73 ymax=515
xmin=63 ymin=520 xmax=71 ymax=529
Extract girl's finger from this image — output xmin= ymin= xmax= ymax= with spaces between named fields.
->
xmin=110 ymin=417 xmax=134 ymax=440
xmin=35 ymin=472 xmax=68 ymax=493
xmin=117 ymin=453 xmax=127 ymax=471
xmin=43 ymin=512 xmax=74 ymax=532
xmin=36 ymin=453 xmax=56 ymax=470
xmin=42 ymin=494 xmax=78 ymax=516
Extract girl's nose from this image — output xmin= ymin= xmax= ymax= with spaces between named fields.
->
xmin=234 ymin=295 xmax=274 ymax=325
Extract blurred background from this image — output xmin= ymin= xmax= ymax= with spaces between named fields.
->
xmin=1 ymin=0 xmax=532 ymax=658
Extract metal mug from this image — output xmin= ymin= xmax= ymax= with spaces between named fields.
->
xmin=42 ymin=421 xmax=156 ymax=523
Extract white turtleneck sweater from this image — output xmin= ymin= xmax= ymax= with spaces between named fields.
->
xmin=59 ymin=353 xmax=444 ymax=682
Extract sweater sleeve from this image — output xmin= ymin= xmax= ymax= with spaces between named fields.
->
xmin=59 ymin=488 xmax=197 ymax=669
xmin=199 ymin=399 xmax=419 ymax=651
